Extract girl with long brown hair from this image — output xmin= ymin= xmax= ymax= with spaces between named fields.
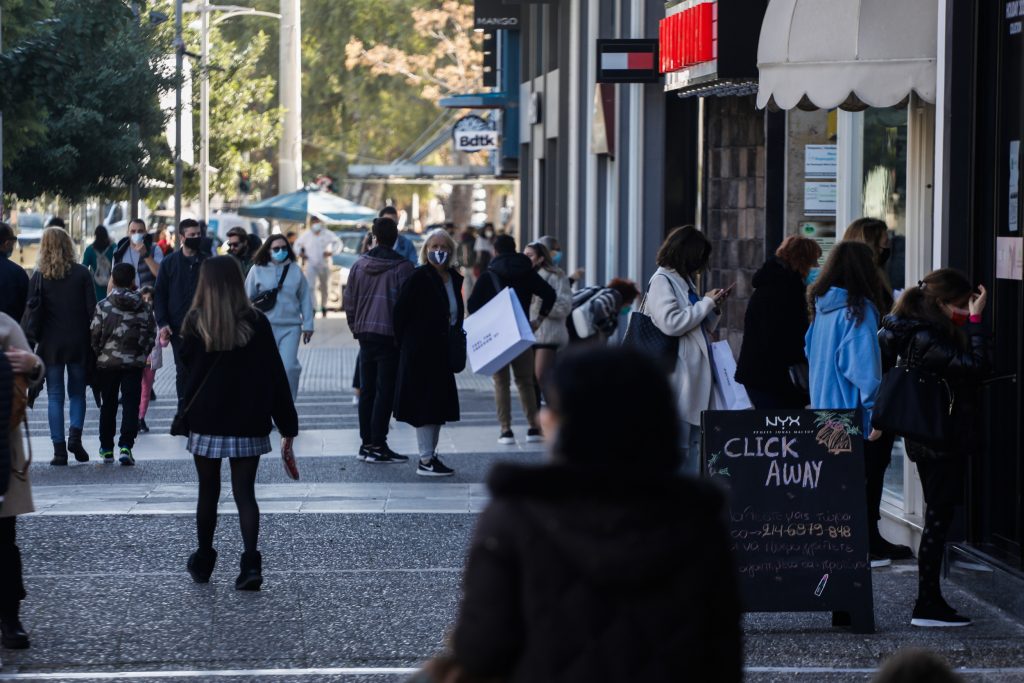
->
xmin=179 ymin=256 xmax=298 ymax=591
xmin=879 ymin=270 xmax=990 ymax=627
xmin=26 ymin=227 xmax=96 ymax=465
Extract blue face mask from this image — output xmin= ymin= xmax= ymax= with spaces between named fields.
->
xmin=552 ymin=251 xmax=564 ymax=267
xmin=271 ymin=248 xmax=289 ymax=263
xmin=804 ymin=267 xmax=820 ymax=287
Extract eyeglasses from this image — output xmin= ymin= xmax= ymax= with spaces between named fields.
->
xmin=227 ymin=242 xmax=242 ymax=248
xmin=271 ymin=246 xmax=289 ymax=253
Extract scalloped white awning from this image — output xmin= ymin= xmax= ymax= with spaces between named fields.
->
xmin=756 ymin=0 xmax=937 ymax=111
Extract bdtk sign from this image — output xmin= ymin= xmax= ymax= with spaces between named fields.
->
xmin=453 ymin=115 xmax=499 ymax=152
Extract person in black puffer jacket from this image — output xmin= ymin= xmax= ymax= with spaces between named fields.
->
xmin=878 ymin=269 xmax=990 ymax=629
xmin=736 ymin=235 xmax=822 ymax=408
xmin=446 ymin=347 xmax=743 ymax=683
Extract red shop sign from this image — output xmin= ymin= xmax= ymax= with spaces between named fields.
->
xmin=659 ymin=1 xmax=715 ymax=74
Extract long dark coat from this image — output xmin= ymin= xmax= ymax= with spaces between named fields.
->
xmin=393 ymin=265 xmax=464 ymax=427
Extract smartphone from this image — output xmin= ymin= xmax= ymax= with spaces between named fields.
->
xmin=722 ymin=282 xmax=737 ymax=295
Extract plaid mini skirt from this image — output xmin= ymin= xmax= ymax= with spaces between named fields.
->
xmin=187 ymin=433 xmax=272 ymax=459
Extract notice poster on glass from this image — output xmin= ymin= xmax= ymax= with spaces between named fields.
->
xmin=1010 ymin=140 xmax=1020 ymax=233
xmin=805 ymin=144 xmax=838 ymax=179
xmin=996 ymin=237 xmax=1023 ymax=281
xmin=805 ymin=182 xmax=837 ymax=216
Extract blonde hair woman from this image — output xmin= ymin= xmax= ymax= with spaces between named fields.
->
xmin=179 ymin=257 xmax=298 ymax=590
xmin=392 ymin=228 xmax=465 ymax=476
xmin=25 ymin=227 xmax=96 ymax=466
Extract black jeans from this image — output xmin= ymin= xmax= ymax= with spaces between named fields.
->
xmin=170 ymin=333 xmax=187 ymax=414
xmin=864 ymin=432 xmax=895 ymax=531
xmin=0 ymin=517 xmax=25 ymax=615
xmin=357 ymin=339 xmax=399 ymax=447
xmin=98 ymin=366 xmax=144 ymax=450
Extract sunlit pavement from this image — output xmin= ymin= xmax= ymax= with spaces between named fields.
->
xmin=6 ymin=319 xmax=1024 ymax=681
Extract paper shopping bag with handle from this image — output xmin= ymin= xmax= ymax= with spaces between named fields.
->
xmin=464 ymin=287 xmax=536 ymax=376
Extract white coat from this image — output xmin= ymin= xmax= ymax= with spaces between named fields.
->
xmin=646 ymin=267 xmax=720 ymax=427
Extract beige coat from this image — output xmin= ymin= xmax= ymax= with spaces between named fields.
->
xmin=0 ymin=313 xmax=39 ymax=518
xmin=646 ymin=267 xmax=721 ymax=427
xmin=530 ymin=267 xmax=573 ymax=348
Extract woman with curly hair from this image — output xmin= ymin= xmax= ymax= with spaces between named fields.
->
xmin=24 ymin=227 xmax=96 ymax=466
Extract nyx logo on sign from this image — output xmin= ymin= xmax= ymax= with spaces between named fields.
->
xmin=765 ymin=416 xmax=800 ymax=428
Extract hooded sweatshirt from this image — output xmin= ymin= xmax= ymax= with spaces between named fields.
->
xmin=343 ymin=245 xmax=415 ymax=342
xmin=804 ymin=286 xmax=881 ymax=433
xmin=466 ymin=252 xmax=556 ymax=318
xmin=90 ymin=288 xmax=157 ymax=369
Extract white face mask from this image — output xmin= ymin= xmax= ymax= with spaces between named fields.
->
xmin=311 ymin=224 xmax=323 ymax=234
xmin=130 ymin=233 xmax=145 ymax=245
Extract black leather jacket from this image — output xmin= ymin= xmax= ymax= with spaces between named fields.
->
xmin=878 ymin=315 xmax=990 ymax=387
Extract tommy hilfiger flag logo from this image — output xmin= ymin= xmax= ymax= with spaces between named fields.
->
xmin=596 ymin=39 xmax=660 ymax=83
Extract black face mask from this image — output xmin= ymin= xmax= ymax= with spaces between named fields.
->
xmin=878 ymin=246 xmax=892 ymax=266
xmin=184 ymin=236 xmax=202 ymax=251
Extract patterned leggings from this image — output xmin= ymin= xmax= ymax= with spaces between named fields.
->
xmin=918 ymin=504 xmax=955 ymax=603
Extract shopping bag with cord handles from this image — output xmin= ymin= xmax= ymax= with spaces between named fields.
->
xmin=710 ymin=340 xmax=753 ymax=410
xmin=464 ymin=287 xmax=536 ymax=376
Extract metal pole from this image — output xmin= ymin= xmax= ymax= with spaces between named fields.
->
xmin=279 ymin=0 xmax=302 ymax=192
xmin=200 ymin=6 xmax=209 ymax=221
xmin=174 ymin=0 xmax=184 ymax=231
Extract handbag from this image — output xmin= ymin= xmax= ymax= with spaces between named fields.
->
xmin=281 ymin=437 xmax=300 ymax=480
xmin=871 ymin=359 xmax=954 ymax=451
xmin=622 ymin=274 xmax=681 ymax=373
xmin=250 ymin=264 xmax=290 ymax=312
xmin=448 ymin=326 xmax=467 ymax=373
xmin=788 ymin=361 xmax=810 ymax=395
xmin=170 ymin=354 xmax=222 ymax=437
xmin=20 ymin=272 xmax=44 ymax=346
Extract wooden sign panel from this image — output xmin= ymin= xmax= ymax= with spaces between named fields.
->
xmin=702 ymin=409 xmax=875 ymax=633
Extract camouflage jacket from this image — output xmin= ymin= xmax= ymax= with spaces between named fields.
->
xmin=90 ymin=289 xmax=158 ymax=369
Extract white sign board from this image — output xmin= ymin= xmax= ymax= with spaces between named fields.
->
xmin=804 ymin=181 xmax=837 ymax=216
xmin=805 ymin=144 xmax=838 ymax=179
xmin=454 ymin=130 xmax=499 ymax=152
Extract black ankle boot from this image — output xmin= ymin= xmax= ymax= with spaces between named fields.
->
xmin=50 ymin=442 xmax=68 ymax=467
xmin=187 ymin=548 xmax=218 ymax=583
xmin=1 ymin=606 xmax=30 ymax=649
xmin=235 ymin=550 xmax=263 ymax=591
xmin=67 ymin=428 xmax=90 ymax=463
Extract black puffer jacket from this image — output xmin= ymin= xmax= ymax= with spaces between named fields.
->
xmin=878 ymin=315 xmax=990 ymax=453
xmin=451 ymin=464 xmax=743 ymax=683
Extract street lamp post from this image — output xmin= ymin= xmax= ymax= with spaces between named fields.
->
xmin=174 ymin=0 xmax=184 ymax=232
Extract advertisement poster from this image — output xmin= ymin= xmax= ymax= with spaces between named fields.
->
xmin=996 ymin=237 xmax=1023 ymax=281
xmin=805 ymin=144 xmax=838 ymax=179
xmin=1010 ymin=140 xmax=1020 ymax=233
xmin=804 ymin=181 xmax=837 ymax=216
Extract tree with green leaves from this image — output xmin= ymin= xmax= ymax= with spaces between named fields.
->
xmin=0 ymin=0 xmax=173 ymax=202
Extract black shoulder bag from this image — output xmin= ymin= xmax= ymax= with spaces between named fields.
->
xmin=622 ymin=273 xmax=681 ymax=373
xmin=170 ymin=354 xmax=222 ymax=437
xmin=871 ymin=337 xmax=954 ymax=451
xmin=250 ymin=264 xmax=290 ymax=312
xmin=20 ymin=272 xmax=44 ymax=347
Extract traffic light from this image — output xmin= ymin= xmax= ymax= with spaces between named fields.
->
xmin=482 ymin=31 xmax=498 ymax=88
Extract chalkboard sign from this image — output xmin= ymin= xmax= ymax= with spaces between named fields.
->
xmin=702 ymin=409 xmax=875 ymax=633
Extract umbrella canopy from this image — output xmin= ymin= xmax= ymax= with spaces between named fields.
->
xmin=238 ymin=189 xmax=377 ymax=224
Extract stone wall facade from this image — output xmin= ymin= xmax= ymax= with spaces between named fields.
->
xmin=701 ymin=95 xmax=767 ymax=355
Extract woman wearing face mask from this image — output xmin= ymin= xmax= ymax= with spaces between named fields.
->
xmin=844 ymin=217 xmax=895 ymax=313
xmin=878 ymin=271 xmax=990 ymax=627
xmin=82 ymin=225 xmax=114 ymax=302
xmin=245 ymin=235 xmax=315 ymax=400
xmin=523 ymin=241 xmax=572 ymax=407
xmin=646 ymin=226 xmax=728 ymax=475
xmin=393 ymin=229 xmax=465 ymax=477
xmin=736 ymin=235 xmax=822 ymax=409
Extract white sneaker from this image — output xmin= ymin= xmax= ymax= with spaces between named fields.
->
xmin=497 ymin=431 xmax=515 ymax=445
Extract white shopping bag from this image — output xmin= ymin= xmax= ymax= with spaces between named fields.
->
xmin=464 ymin=287 xmax=537 ymax=376
xmin=710 ymin=340 xmax=753 ymax=410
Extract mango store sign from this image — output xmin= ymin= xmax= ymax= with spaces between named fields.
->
xmin=453 ymin=115 xmax=499 ymax=152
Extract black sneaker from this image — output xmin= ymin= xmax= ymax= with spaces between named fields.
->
xmin=363 ymin=446 xmax=402 ymax=464
xmin=138 ymin=419 xmax=150 ymax=434
xmin=357 ymin=444 xmax=373 ymax=462
xmin=99 ymin=448 xmax=115 ymax=464
xmin=871 ymin=537 xmax=915 ymax=561
xmin=118 ymin=447 xmax=135 ymax=467
xmin=417 ymin=456 xmax=455 ymax=477
xmin=911 ymin=599 xmax=972 ymax=628
xmin=498 ymin=430 xmax=515 ymax=445
xmin=378 ymin=444 xmax=409 ymax=463
xmin=526 ymin=428 xmax=544 ymax=443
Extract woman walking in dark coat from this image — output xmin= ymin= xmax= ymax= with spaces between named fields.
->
xmin=878 ymin=270 xmax=990 ymax=627
xmin=445 ymin=347 xmax=742 ymax=682
xmin=736 ymin=235 xmax=821 ymax=408
xmin=179 ymin=257 xmax=298 ymax=590
xmin=24 ymin=227 xmax=96 ymax=466
xmin=393 ymin=228 xmax=464 ymax=477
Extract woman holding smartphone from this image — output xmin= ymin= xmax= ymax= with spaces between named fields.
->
xmin=646 ymin=226 xmax=730 ymax=475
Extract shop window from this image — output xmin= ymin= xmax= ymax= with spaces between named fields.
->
xmin=861 ymin=107 xmax=909 ymax=293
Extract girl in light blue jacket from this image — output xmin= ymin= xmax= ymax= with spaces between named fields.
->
xmin=245 ymin=234 xmax=314 ymax=399
xmin=804 ymin=241 xmax=889 ymax=438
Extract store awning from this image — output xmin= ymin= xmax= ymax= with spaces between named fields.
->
xmin=756 ymin=0 xmax=937 ymax=111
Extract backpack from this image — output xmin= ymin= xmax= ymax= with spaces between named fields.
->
xmin=94 ymin=250 xmax=112 ymax=288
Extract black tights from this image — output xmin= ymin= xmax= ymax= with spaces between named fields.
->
xmin=918 ymin=504 xmax=955 ymax=603
xmin=193 ymin=455 xmax=261 ymax=554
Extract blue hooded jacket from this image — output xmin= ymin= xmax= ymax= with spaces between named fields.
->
xmin=804 ymin=287 xmax=881 ymax=433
